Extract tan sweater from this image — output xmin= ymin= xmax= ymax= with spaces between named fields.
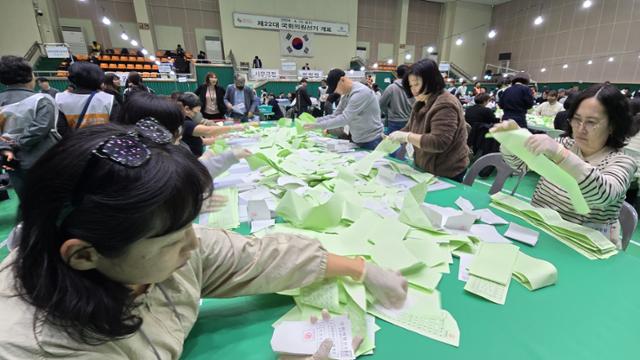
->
xmin=402 ymin=91 xmax=469 ymax=177
xmin=0 ymin=225 xmax=327 ymax=359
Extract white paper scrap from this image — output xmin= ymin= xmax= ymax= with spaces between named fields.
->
xmin=271 ymin=316 xmax=355 ymax=360
xmin=504 ymin=222 xmax=539 ymax=246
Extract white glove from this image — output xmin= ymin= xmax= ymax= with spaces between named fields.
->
xmin=489 ymin=119 xmax=520 ymax=133
xmin=388 ymin=131 xmax=410 ymax=144
xmin=363 ymin=262 xmax=408 ymax=309
xmin=232 ymin=148 xmax=252 ymax=160
xmin=525 ymin=134 xmax=564 ymax=162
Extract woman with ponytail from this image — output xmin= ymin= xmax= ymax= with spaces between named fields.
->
xmin=0 ymin=123 xmax=407 ymax=358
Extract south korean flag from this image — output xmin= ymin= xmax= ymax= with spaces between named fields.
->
xmin=280 ymin=31 xmax=313 ymax=57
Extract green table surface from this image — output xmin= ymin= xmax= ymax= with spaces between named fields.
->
xmin=181 ymin=179 xmax=640 ymax=359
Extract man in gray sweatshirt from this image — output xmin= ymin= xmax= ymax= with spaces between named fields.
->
xmin=379 ymin=65 xmax=414 ymax=158
xmin=305 ymin=69 xmax=384 ymax=150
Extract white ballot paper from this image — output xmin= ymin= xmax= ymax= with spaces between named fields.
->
xmin=247 ymin=199 xmax=271 ymax=221
xmin=504 ymin=222 xmax=539 ymax=246
xmin=271 ymin=316 xmax=355 ymax=360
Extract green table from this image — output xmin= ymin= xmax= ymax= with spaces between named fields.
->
xmin=182 ymin=180 xmax=640 ymax=359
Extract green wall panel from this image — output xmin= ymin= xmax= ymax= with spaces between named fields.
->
xmin=194 ymin=65 xmax=235 ymax=89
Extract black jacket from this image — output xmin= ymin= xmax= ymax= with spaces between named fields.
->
xmin=296 ymin=87 xmax=312 ymax=113
xmin=465 ymin=104 xmax=498 ymax=126
xmin=498 ymin=84 xmax=534 ymax=127
xmin=194 ymin=84 xmax=226 ymax=116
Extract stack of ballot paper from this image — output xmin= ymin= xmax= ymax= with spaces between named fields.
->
xmin=490 ymin=193 xmax=618 ymax=259
xmin=464 ymin=242 xmax=557 ymax=304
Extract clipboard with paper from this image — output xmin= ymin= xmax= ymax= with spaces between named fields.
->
xmin=487 ymin=128 xmax=590 ymax=215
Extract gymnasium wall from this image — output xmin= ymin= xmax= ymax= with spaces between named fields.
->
xmin=356 ymin=0 xmax=398 ymax=63
xmin=54 ymin=0 xmax=138 ymax=50
xmin=406 ymin=0 xmax=441 ymax=61
xmin=0 ymin=0 xmax=42 ymax=57
xmin=218 ymin=0 xmax=358 ymax=71
xmin=439 ymin=1 xmax=493 ymax=78
xmin=486 ymin=0 xmax=640 ymax=83
xmin=147 ymin=0 xmax=221 ymax=54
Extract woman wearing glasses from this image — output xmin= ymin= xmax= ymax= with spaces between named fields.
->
xmin=0 ymin=123 xmax=407 ymax=358
xmin=491 ymin=84 xmax=637 ymax=249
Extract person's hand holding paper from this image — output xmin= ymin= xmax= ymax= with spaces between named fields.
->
xmin=488 ymin=120 xmax=590 ymax=215
xmin=276 ymin=309 xmax=364 ymax=360
xmin=362 ymin=262 xmax=408 ymax=309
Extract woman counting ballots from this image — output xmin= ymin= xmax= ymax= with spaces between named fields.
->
xmin=492 ymin=84 xmax=637 ymax=249
xmin=387 ymin=59 xmax=470 ymax=182
xmin=0 ymin=123 xmax=407 ymax=359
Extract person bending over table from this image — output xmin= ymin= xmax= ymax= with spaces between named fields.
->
xmin=304 ymin=69 xmax=384 ymax=150
xmin=387 ymin=59 xmax=470 ymax=182
xmin=176 ymin=92 xmax=248 ymax=157
xmin=0 ymin=124 xmax=407 ymax=359
xmin=116 ymin=92 xmax=251 ymax=180
xmin=491 ymin=84 xmax=637 ymax=249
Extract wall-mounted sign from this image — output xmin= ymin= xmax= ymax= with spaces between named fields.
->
xmin=44 ymin=45 xmax=70 ymax=59
xmin=233 ymin=12 xmax=349 ymax=36
xmin=298 ymin=70 xmax=324 ymax=79
xmin=250 ymin=68 xmax=280 ymax=80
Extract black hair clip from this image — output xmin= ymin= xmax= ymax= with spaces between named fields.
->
xmin=91 ymin=118 xmax=173 ymax=168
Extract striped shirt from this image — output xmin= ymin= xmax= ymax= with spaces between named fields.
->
xmin=502 ymin=136 xmax=637 ymax=248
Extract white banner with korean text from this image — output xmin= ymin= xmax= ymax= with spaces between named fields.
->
xmin=233 ymin=12 xmax=349 ymax=36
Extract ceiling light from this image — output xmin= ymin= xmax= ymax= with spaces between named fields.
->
xmin=562 ymin=64 xmax=568 ymax=69
xmin=359 ymin=66 xmax=365 ymax=71
xmin=427 ymin=46 xmax=434 ymax=53
xmin=141 ymin=49 xmax=148 ymax=55
xmin=587 ymin=60 xmax=593 ymax=65
xmin=488 ymin=29 xmax=497 ymax=39
xmin=387 ymin=59 xmax=393 ymax=65
xmin=608 ymin=57 xmax=614 ymax=62
xmin=582 ymin=0 xmax=593 ymax=9
xmin=120 ymin=32 xmax=128 ymax=40
xmin=372 ymin=63 xmax=379 ymax=69
xmin=502 ymin=73 xmax=508 ymax=78
xmin=534 ymin=16 xmax=544 ymax=26
xmin=130 ymin=39 xmax=138 ymax=46
xmin=405 ymin=53 xmax=412 ymax=60
xmin=540 ymin=67 xmax=546 ymax=72
xmin=101 ymin=16 xmax=111 ymax=25
xmin=455 ymin=38 xmax=463 ymax=46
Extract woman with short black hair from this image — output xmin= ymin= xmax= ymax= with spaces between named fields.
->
xmin=492 ymin=84 xmax=638 ymax=248
xmin=388 ymin=58 xmax=470 ymax=181
xmin=0 ymin=124 xmax=407 ymax=358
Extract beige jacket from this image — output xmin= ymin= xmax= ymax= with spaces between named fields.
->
xmin=0 ymin=225 xmax=328 ymax=359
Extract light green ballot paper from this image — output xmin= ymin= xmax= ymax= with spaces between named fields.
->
xmin=488 ymin=128 xmax=589 ymax=215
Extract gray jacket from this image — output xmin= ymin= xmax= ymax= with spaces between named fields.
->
xmin=379 ymin=79 xmax=414 ymax=123
xmin=0 ymin=87 xmax=58 ymax=169
xmin=224 ymin=85 xmax=258 ymax=115
xmin=315 ymin=81 xmax=384 ymax=143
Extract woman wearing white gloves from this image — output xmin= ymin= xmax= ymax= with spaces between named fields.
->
xmin=388 ymin=59 xmax=470 ymax=182
xmin=491 ymin=84 xmax=637 ymax=248
xmin=0 ymin=124 xmax=407 ymax=359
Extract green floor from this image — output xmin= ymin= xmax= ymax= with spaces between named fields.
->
xmin=0 ymin=173 xmax=639 ymax=258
